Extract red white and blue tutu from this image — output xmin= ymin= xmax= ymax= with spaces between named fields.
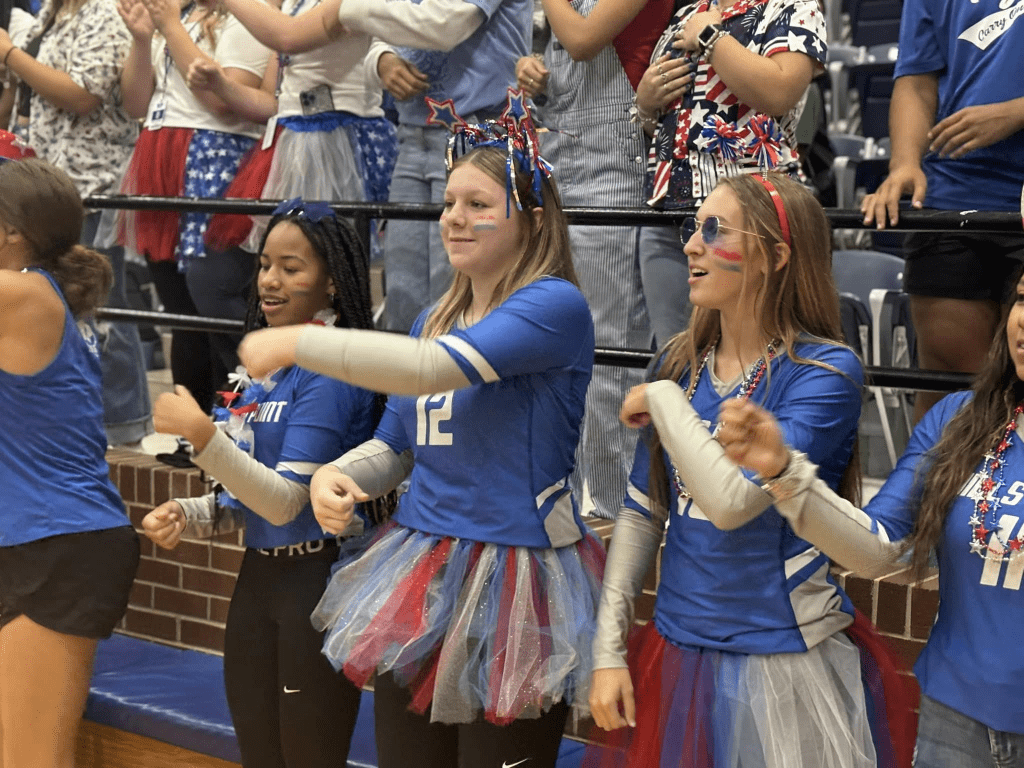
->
xmin=110 ymin=127 xmax=255 ymax=266
xmin=311 ymin=522 xmax=606 ymax=726
xmin=205 ymin=112 xmax=398 ymax=256
xmin=583 ymin=612 xmax=915 ymax=768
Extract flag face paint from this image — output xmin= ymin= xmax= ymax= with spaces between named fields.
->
xmin=711 ymin=245 xmax=744 ymax=273
xmin=473 ymin=214 xmax=498 ymax=231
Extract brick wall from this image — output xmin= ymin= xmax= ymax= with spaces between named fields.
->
xmin=108 ymin=449 xmax=939 ymax=700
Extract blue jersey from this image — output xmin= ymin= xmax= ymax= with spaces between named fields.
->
xmin=394 ymin=0 xmax=530 ymax=125
xmin=625 ymin=341 xmax=863 ymax=654
xmin=0 ymin=269 xmax=128 ymax=546
xmin=224 ymin=364 xmax=376 ymax=550
xmin=895 ymin=0 xmax=1024 ymax=212
xmin=375 ymin=278 xmax=595 ymax=548
xmin=861 ymin=390 xmax=1024 ymax=734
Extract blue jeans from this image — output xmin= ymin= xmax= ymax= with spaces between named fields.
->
xmin=383 ymin=124 xmax=451 ymax=332
xmin=83 ymin=213 xmax=152 ymax=445
xmin=915 ymin=695 xmax=1024 ymax=768
xmin=639 ymin=224 xmax=692 ymax=348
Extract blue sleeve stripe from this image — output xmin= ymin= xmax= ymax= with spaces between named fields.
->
xmin=275 ymin=461 xmax=321 ymax=476
xmin=784 ymin=545 xmax=823 ymax=580
xmin=437 ymin=335 xmax=500 ymax=383
xmin=535 ymin=477 xmax=569 ymax=508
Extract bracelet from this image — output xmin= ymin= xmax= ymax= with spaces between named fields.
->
xmin=2 ymin=47 xmax=17 ymax=67
xmin=629 ymin=103 xmax=660 ymax=131
xmin=701 ymin=28 xmax=729 ymax=60
xmin=758 ymin=449 xmax=811 ymax=501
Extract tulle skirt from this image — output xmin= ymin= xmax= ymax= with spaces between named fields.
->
xmin=107 ymin=127 xmax=254 ymax=265
xmin=205 ymin=112 xmax=398 ymax=255
xmin=311 ymin=522 xmax=606 ymax=726
xmin=583 ymin=613 xmax=915 ymax=768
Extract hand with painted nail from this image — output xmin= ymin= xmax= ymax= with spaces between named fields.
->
xmin=860 ymin=164 xmax=927 ymax=230
xmin=620 ymin=384 xmax=651 ymax=428
xmin=636 ymin=54 xmax=693 ymax=120
xmin=927 ymin=102 xmax=1024 ymax=160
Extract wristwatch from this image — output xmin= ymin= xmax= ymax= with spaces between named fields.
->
xmin=697 ymin=23 xmax=728 ymax=57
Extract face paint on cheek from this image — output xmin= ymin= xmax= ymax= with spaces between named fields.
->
xmin=290 ymin=281 xmax=314 ymax=295
xmin=473 ymin=215 xmax=497 ymax=232
xmin=711 ymin=245 xmax=744 ymax=273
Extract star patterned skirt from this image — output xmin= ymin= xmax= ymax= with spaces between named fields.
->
xmin=112 ymin=127 xmax=255 ymax=267
xmin=205 ymin=112 xmax=398 ymax=257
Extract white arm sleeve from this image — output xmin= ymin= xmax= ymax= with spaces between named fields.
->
xmin=646 ymin=380 xmax=774 ymax=530
xmin=329 ymin=438 xmax=414 ymax=499
xmin=769 ymin=450 xmax=900 ymax=572
xmin=592 ymin=508 xmax=663 ymax=670
xmin=337 ymin=0 xmax=484 ymax=52
xmin=174 ymin=492 xmax=246 ymax=538
xmin=294 ymin=325 xmax=471 ymax=396
xmin=192 ymin=428 xmax=311 ymax=526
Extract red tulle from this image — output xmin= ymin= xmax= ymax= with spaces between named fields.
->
xmin=846 ymin=610 xmax=917 ymax=768
xmin=119 ymin=127 xmax=193 ymax=262
xmin=204 ymin=126 xmax=279 ymax=251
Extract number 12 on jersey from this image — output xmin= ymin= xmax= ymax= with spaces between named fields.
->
xmin=416 ymin=392 xmax=454 ymax=446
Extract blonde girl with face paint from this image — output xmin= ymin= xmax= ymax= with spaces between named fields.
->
xmin=587 ymin=173 xmax=916 ymax=768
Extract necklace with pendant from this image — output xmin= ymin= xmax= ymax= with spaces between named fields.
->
xmin=967 ymin=404 xmax=1024 ymax=562
xmin=671 ymin=340 xmax=778 ymax=500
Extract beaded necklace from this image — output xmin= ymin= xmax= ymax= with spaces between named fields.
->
xmin=671 ymin=340 xmax=778 ymax=500
xmin=967 ymin=404 xmax=1024 ymax=561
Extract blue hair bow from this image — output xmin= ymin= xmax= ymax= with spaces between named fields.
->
xmin=272 ymin=197 xmax=335 ymax=222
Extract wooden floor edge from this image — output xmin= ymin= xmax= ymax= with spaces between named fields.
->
xmin=76 ymin=720 xmax=241 ymax=768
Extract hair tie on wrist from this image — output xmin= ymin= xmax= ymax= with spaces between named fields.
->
xmin=754 ymin=174 xmax=791 ymax=248
xmin=3 ymin=47 xmax=17 ymax=67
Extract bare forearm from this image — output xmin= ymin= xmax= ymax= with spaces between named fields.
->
xmin=705 ymin=41 xmax=812 ymax=116
xmin=207 ymin=70 xmax=277 ymax=123
xmin=889 ymin=74 xmax=938 ymax=171
xmin=120 ymin=38 xmax=157 ymax=120
xmin=5 ymin=48 xmax=100 ymax=116
xmin=540 ymin=0 xmax=645 ymax=62
xmin=223 ymin=0 xmax=341 ymax=55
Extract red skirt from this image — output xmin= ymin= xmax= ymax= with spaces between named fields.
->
xmin=203 ymin=126 xmax=278 ymax=252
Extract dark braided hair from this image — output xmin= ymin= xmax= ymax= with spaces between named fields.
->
xmin=241 ymin=213 xmax=396 ymax=525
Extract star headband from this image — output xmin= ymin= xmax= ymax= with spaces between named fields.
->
xmin=425 ymin=88 xmax=553 ymax=215
xmin=272 ymin=197 xmax=335 ymax=222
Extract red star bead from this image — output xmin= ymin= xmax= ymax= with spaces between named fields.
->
xmin=976 ymin=526 xmax=990 ymax=540
xmin=1010 ymin=539 xmax=1023 ymax=552
xmin=980 ymin=502 xmax=990 ymax=513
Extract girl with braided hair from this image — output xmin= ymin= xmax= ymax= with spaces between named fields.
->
xmin=141 ymin=203 xmax=386 ymax=768
xmin=0 ymin=159 xmax=140 ymax=768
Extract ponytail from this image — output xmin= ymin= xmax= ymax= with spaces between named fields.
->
xmin=52 ymin=244 xmax=113 ymax=318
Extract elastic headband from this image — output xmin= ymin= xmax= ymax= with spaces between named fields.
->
xmin=753 ymin=175 xmax=791 ymax=248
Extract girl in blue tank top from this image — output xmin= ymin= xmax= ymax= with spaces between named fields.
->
xmin=0 ymin=158 xmax=140 ymax=768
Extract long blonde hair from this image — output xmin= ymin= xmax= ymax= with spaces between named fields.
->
xmin=422 ymin=146 xmax=577 ymax=338
xmin=648 ymin=173 xmax=860 ymax=511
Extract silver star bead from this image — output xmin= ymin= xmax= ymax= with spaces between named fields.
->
xmin=970 ymin=539 xmax=986 ymax=554
xmin=969 ymin=514 xmax=982 ymax=526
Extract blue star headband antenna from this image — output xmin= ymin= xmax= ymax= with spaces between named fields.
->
xmin=272 ymin=197 xmax=335 ymax=222
xmin=425 ymin=88 xmax=553 ymax=215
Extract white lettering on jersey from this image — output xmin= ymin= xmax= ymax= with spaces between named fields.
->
xmin=415 ymin=391 xmax=454 ymax=446
xmin=979 ymin=514 xmax=1024 ymax=590
xmin=958 ymin=0 xmax=1024 ymax=50
xmin=245 ymin=401 xmax=287 ymax=424
xmin=958 ymin=474 xmax=1024 ymax=505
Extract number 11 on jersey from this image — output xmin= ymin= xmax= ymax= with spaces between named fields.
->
xmin=416 ymin=392 xmax=454 ymax=446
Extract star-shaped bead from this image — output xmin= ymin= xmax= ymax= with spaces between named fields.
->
xmin=425 ymin=98 xmax=466 ymax=132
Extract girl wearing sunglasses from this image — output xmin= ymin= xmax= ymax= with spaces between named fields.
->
xmin=587 ymin=173 xmax=914 ymax=768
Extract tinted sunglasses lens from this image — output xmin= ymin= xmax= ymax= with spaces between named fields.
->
xmin=680 ymin=217 xmax=697 ymax=244
xmin=702 ymin=216 xmax=719 ymax=244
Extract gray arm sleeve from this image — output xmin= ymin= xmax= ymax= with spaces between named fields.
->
xmin=191 ymin=428 xmax=310 ymax=526
xmin=592 ymin=508 xmax=663 ymax=670
xmin=295 ymin=325 xmax=471 ymax=396
xmin=770 ymin=451 xmax=900 ymax=572
xmin=328 ymin=438 xmax=414 ymax=499
xmin=646 ymin=380 xmax=773 ymax=530
xmin=174 ymin=492 xmax=245 ymax=538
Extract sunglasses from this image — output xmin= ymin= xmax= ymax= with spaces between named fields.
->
xmin=679 ymin=215 xmax=765 ymax=247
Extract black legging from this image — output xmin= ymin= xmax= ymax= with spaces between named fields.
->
xmin=223 ymin=548 xmax=362 ymax=768
xmin=373 ymin=671 xmax=571 ymax=768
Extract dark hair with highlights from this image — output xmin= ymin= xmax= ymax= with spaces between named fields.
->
xmin=646 ymin=173 xmax=860 ymax=516
xmin=0 ymin=158 xmax=111 ymax=318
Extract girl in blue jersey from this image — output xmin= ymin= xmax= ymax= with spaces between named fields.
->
xmin=140 ymin=203 xmax=383 ymax=768
xmin=0 ymin=159 xmax=140 ymax=767
xmin=587 ymin=173 xmax=913 ymax=768
xmin=719 ymin=266 xmax=1024 ymax=767
xmin=236 ymin=111 xmax=603 ymax=768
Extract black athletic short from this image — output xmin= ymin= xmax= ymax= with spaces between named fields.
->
xmin=903 ymin=231 xmax=1024 ymax=303
xmin=0 ymin=525 xmax=140 ymax=638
